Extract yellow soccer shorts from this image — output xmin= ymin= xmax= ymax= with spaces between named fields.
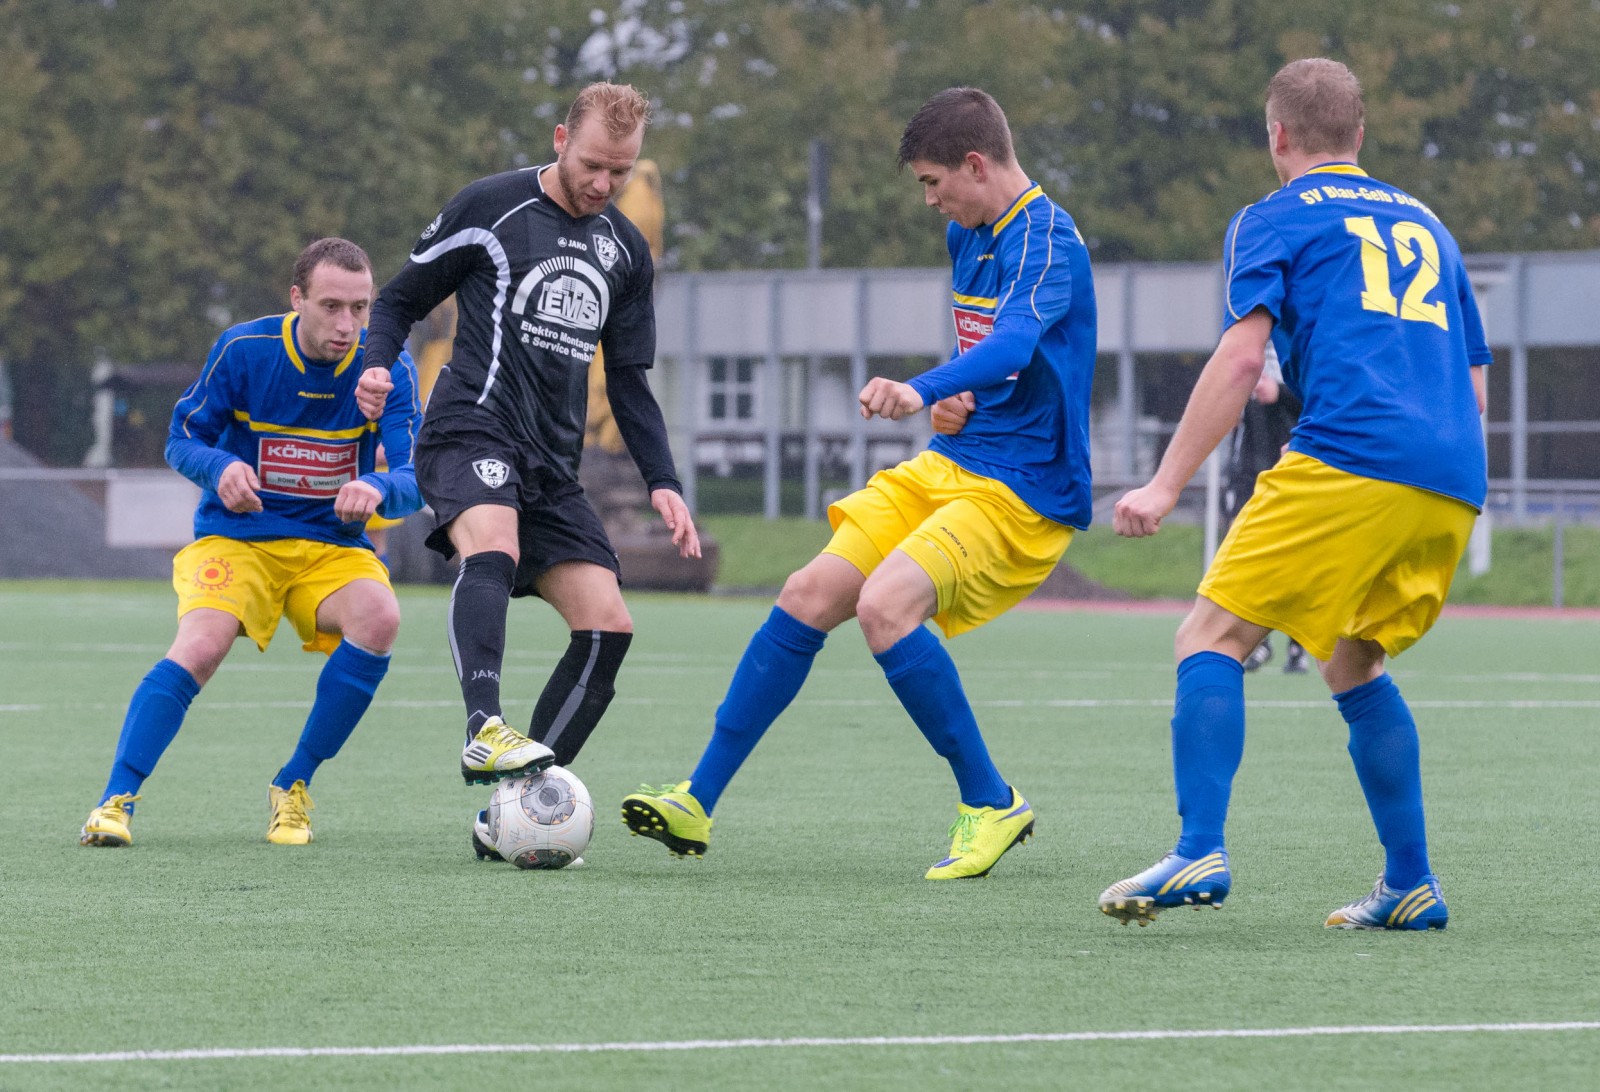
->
xmin=1199 ymin=452 xmax=1478 ymax=662
xmin=172 ymin=536 xmax=393 ymax=654
xmin=824 ymin=450 xmax=1072 ymax=638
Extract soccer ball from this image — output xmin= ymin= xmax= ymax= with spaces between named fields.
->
xmin=485 ymin=766 xmax=594 ymax=870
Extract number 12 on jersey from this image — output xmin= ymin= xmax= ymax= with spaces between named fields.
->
xmin=1343 ymin=215 xmax=1449 ymax=330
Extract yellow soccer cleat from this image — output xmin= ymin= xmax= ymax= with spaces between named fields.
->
xmin=621 ymin=781 xmax=711 ymax=857
xmin=80 ymin=793 xmax=142 ymax=847
xmin=267 ymin=781 xmax=315 ymax=845
xmin=925 ymin=788 xmax=1035 ymax=880
xmin=461 ymin=716 xmax=555 ymax=786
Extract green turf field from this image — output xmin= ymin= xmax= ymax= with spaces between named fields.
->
xmin=3 ymin=583 xmax=1597 ymax=1090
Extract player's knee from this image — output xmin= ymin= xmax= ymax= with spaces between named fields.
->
xmin=777 ymin=565 xmax=852 ymax=630
xmin=854 ymin=584 xmax=918 ymax=651
xmin=355 ymin=597 xmax=403 ymax=652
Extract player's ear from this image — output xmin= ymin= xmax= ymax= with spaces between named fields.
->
xmin=289 ymin=285 xmax=305 ymax=314
xmin=553 ymin=123 xmax=569 ymax=157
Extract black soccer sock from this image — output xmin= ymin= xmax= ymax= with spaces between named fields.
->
xmin=529 ymin=630 xmax=632 ymax=766
xmin=449 ymin=550 xmax=516 ymax=741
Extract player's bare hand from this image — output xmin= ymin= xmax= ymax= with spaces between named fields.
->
xmin=652 ymin=488 xmax=702 ymax=559
xmin=930 ymin=391 xmax=976 ymax=435
xmin=334 ymin=479 xmax=383 ymax=523
xmin=858 ymin=377 xmax=925 ymax=421
xmin=356 ymin=368 xmax=393 ymax=421
xmin=217 ymin=461 xmax=263 ymax=514
xmin=1112 ymin=483 xmax=1179 ymax=538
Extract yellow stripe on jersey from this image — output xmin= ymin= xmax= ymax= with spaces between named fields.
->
xmin=231 ymin=410 xmax=374 ymax=440
xmin=953 ymin=292 xmax=998 ymax=309
xmin=992 ymin=184 xmax=1044 ymax=235
xmin=280 ymin=313 xmax=359 ymax=376
xmin=179 ymin=332 xmax=283 ymax=439
xmin=1304 ymin=163 xmax=1369 ymax=178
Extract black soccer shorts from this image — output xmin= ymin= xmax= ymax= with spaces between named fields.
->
xmin=415 ymin=428 xmax=620 ymax=595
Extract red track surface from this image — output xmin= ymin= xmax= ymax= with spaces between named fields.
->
xmin=1022 ymin=598 xmax=1600 ymax=622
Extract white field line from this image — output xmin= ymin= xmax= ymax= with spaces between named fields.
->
xmin=2 ymin=1022 xmax=1597 ymax=1066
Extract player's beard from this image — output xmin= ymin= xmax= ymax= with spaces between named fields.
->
xmin=555 ymin=156 xmax=605 ymax=217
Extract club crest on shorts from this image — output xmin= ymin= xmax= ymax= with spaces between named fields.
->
xmin=593 ymin=234 xmax=619 ymax=271
xmin=473 ymin=459 xmax=510 ymax=489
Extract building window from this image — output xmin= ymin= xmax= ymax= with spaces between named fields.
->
xmin=708 ymin=357 xmax=757 ymax=421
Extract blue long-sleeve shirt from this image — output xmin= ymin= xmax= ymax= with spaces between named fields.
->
xmin=166 ymin=313 xmax=423 ymax=548
xmin=907 ymin=183 xmax=1097 ymax=529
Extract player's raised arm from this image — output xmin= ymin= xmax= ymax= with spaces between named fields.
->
xmin=358 ymin=193 xmax=482 ymax=419
xmin=1113 ymin=311 xmax=1270 ymax=538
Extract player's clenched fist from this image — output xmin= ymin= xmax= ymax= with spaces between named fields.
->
xmin=858 ymin=377 xmax=925 ymax=421
xmin=931 ymin=391 xmax=976 ymax=435
xmin=356 ymin=367 xmax=393 ymax=421
xmin=1112 ymin=483 xmax=1179 ymax=538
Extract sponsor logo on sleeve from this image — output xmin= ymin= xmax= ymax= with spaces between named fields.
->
xmin=473 ymin=459 xmax=510 ymax=489
xmin=258 ymin=437 xmax=358 ymax=498
xmin=420 ymin=213 xmax=443 ymax=242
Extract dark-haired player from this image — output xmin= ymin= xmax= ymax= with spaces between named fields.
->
xmin=623 ymin=87 xmax=1096 ymax=879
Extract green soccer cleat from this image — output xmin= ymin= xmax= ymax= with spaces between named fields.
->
xmin=924 ymin=788 xmax=1034 ymax=880
xmin=621 ymin=781 xmax=711 ymax=858
xmin=267 ymin=781 xmax=315 ymax=845
xmin=461 ymin=716 xmax=555 ymax=786
xmin=80 ymin=793 xmax=141 ymax=847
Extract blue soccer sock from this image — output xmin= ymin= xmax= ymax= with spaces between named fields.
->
xmin=1171 ymin=651 xmax=1247 ymax=859
xmin=875 ymin=626 xmax=1010 ymax=810
xmin=1335 ymin=673 xmax=1431 ymax=889
xmin=689 ymin=607 xmax=827 ymax=815
xmin=100 ymin=658 xmax=201 ymax=804
xmin=273 ymin=641 xmax=391 ymax=790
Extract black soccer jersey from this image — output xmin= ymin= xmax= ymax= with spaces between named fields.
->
xmin=366 ymin=165 xmax=656 ymax=484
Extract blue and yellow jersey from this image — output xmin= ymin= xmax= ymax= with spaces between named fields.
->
xmin=1223 ymin=163 xmax=1490 ymax=508
xmin=907 ymin=183 xmax=1097 ymax=529
xmin=166 ymin=313 xmax=424 ymax=548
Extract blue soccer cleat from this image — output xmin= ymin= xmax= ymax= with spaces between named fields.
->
xmin=1325 ymin=874 xmax=1448 ymax=931
xmin=1098 ymin=850 xmax=1232 ymax=926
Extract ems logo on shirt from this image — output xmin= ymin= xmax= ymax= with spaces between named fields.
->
xmin=953 ymin=307 xmax=993 ymax=353
xmin=513 ymin=256 xmax=611 ymax=334
xmin=473 ymin=459 xmax=510 ymax=489
xmin=258 ymin=438 xmax=357 ymax=498
xmin=593 ymin=234 xmax=619 ymax=271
